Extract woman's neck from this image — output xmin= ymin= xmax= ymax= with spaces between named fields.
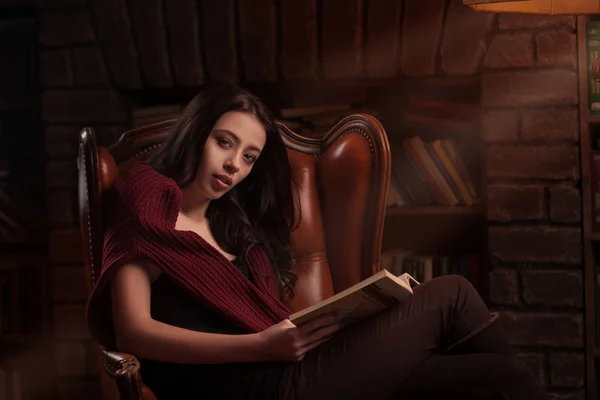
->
xmin=180 ymin=185 xmax=210 ymax=222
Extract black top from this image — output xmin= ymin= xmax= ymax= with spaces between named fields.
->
xmin=139 ymin=256 xmax=287 ymax=399
xmin=148 ymin=256 xmax=250 ymax=334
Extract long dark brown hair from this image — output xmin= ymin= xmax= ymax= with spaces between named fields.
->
xmin=149 ymin=84 xmax=298 ymax=301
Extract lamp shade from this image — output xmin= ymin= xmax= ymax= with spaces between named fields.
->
xmin=464 ymin=0 xmax=600 ymax=14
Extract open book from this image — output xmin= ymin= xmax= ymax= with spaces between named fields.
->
xmin=290 ymin=270 xmax=420 ymax=327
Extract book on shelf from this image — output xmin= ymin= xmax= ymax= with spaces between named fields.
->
xmin=289 ymin=269 xmax=420 ymax=327
xmin=387 ymin=136 xmax=478 ymax=208
xmin=380 ymin=251 xmax=480 ymax=291
xmin=276 ymin=103 xmax=379 ymax=137
xmin=587 ymin=21 xmax=600 ymax=115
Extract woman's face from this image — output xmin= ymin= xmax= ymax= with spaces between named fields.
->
xmin=193 ymin=111 xmax=267 ymax=200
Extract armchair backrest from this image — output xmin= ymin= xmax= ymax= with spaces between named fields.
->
xmin=78 ymin=114 xmax=391 ymax=314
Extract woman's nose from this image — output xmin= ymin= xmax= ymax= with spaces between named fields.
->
xmin=224 ymin=158 xmax=240 ymax=173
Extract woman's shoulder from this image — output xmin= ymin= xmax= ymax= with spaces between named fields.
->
xmin=117 ymin=161 xmax=178 ymax=195
xmin=110 ymin=161 xmax=181 ymax=217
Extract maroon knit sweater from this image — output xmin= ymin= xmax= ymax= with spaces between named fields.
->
xmin=86 ymin=161 xmax=291 ymax=349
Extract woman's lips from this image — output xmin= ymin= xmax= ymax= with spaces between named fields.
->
xmin=212 ymin=174 xmax=232 ymax=190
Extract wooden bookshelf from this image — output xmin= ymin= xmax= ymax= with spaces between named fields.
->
xmin=370 ymin=76 xmax=488 ymax=299
xmin=578 ymin=14 xmax=600 ymax=400
xmin=267 ymin=74 xmax=488 ymax=298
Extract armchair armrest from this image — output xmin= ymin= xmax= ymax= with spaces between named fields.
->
xmin=101 ymin=348 xmax=157 ymax=400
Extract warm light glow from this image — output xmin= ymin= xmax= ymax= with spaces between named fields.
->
xmin=466 ymin=0 xmax=600 ymax=14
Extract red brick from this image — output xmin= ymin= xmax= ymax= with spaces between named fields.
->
xmin=489 ymin=268 xmax=519 ymax=305
xmin=486 ymin=145 xmax=579 ymax=180
xmin=549 ymin=352 xmax=585 ymax=388
xmin=489 ymin=226 xmax=581 ymax=264
xmin=39 ymin=11 xmax=95 ymax=46
xmin=238 ymin=0 xmax=277 ymax=82
xmin=45 ymin=125 xmax=81 ymax=159
xmin=484 ymin=33 xmax=534 ymax=68
xmin=521 ymin=108 xmax=578 ymax=143
xmin=482 ymin=110 xmax=518 ymax=143
xmin=518 ymin=352 xmax=547 ymax=386
xmin=549 ymin=185 xmax=581 ymax=223
xmin=521 ymin=270 xmax=582 ymax=307
xmin=441 ymin=0 xmax=493 ymax=75
xmin=53 ymin=304 xmax=91 ymax=340
xmin=500 ymin=312 xmax=583 ymax=347
xmin=280 ymin=0 xmax=318 ymax=80
xmin=42 ymin=90 xmax=128 ymax=123
xmin=72 ymin=47 xmax=109 ymax=86
xmin=487 ymin=184 xmax=544 ymax=222
xmin=49 ymin=227 xmax=83 ymax=263
xmin=91 ymin=0 xmax=142 ymax=89
xmin=51 ymin=266 xmax=88 ymax=301
xmin=56 ymin=379 xmax=101 ymax=400
xmin=129 ymin=0 xmax=172 ymax=88
xmin=536 ymin=30 xmax=576 ymax=68
xmin=401 ymin=0 xmax=445 ymax=76
xmin=55 ymin=341 xmax=86 ymax=377
xmin=46 ymin=160 xmax=77 ymax=188
xmin=365 ymin=0 xmax=402 ymax=78
xmin=47 ymin=189 xmax=74 ymax=227
xmin=164 ymin=0 xmax=204 ymax=86
xmin=322 ymin=0 xmax=363 ymax=79
xmin=482 ymin=70 xmax=578 ymax=107
xmin=40 ymin=50 xmax=73 ymax=87
xmin=498 ymin=14 xmax=576 ymax=30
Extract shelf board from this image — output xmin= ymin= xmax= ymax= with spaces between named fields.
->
xmin=386 ymin=206 xmax=483 ymax=217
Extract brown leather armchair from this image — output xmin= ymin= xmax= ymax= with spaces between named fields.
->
xmin=77 ymin=114 xmax=392 ymax=400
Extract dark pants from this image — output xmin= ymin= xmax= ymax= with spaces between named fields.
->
xmin=284 ymin=275 xmax=548 ymax=400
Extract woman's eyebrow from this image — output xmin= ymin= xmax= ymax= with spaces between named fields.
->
xmin=214 ymin=129 xmax=262 ymax=153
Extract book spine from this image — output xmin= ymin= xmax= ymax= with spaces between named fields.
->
xmin=403 ymin=137 xmax=448 ymax=205
xmin=587 ymin=21 xmax=600 ymax=114
xmin=425 ymin=141 xmax=465 ymax=204
xmin=433 ymin=139 xmax=474 ymax=205
xmin=411 ymin=137 xmax=459 ymax=205
xmin=441 ymin=139 xmax=478 ymax=202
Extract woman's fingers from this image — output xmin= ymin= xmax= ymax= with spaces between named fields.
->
xmin=298 ymin=312 xmax=338 ymax=335
xmin=299 ymin=337 xmax=328 ymax=356
xmin=297 ymin=322 xmax=343 ymax=351
xmin=296 ymin=323 xmax=343 ymax=359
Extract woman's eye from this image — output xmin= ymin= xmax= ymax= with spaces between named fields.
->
xmin=244 ymin=154 xmax=257 ymax=163
xmin=218 ymin=137 xmax=232 ymax=147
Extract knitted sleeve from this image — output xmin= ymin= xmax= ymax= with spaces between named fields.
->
xmin=86 ymin=162 xmax=171 ymax=348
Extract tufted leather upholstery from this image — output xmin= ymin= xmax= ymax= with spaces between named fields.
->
xmin=77 ymin=114 xmax=391 ymax=400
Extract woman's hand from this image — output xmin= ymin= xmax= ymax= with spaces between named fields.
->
xmin=256 ymin=313 xmax=343 ymax=362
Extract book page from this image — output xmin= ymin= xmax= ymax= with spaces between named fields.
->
xmin=290 ymin=270 xmax=415 ymax=327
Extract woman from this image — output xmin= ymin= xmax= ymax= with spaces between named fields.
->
xmin=86 ymin=84 xmax=548 ymax=399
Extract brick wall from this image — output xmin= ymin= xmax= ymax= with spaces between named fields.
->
xmin=40 ymin=0 xmax=126 ymax=396
xmin=483 ymin=14 xmax=584 ymax=400
xmin=38 ymin=0 xmax=585 ymax=398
